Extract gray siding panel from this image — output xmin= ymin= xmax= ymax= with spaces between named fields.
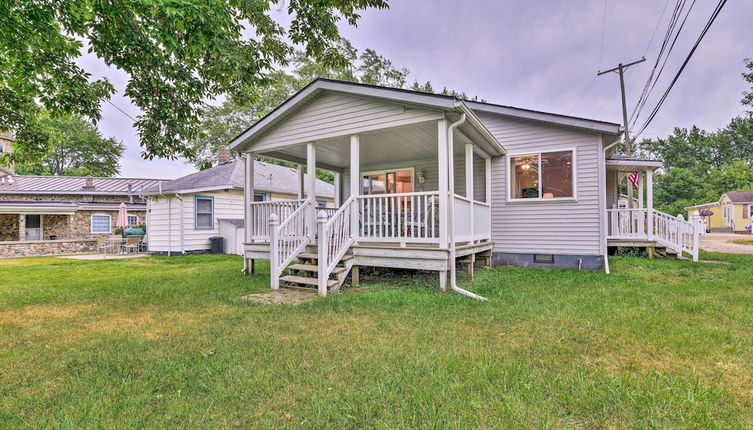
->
xmin=252 ymin=93 xmax=443 ymax=151
xmin=479 ymin=112 xmax=603 ymax=255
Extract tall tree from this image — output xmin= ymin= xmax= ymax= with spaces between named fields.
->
xmin=0 ymin=0 xmax=388 ymax=162
xmin=7 ymin=113 xmax=124 ymax=177
xmin=742 ymin=57 xmax=753 ymax=114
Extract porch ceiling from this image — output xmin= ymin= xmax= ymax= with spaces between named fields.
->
xmin=261 ymin=120 xmax=477 ymax=170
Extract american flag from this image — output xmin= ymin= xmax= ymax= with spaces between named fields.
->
xmin=628 ymin=171 xmax=640 ymax=188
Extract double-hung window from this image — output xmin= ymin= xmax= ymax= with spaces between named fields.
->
xmin=91 ymin=214 xmax=112 ymax=233
xmin=195 ymin=195 xmax=214 ymax=230
xmin=509 ymin=150 xmax=575 ymax=201
xmin=127 ymin=215 xmax=139 ymax=226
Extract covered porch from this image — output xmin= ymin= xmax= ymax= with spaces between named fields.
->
xmin=240 ymin=114 xmax=503 ymax=295
xmin=605 ymin=157 xmax=702 ymax=260
xmin=0 ymin=203 xmax=78 ymax=242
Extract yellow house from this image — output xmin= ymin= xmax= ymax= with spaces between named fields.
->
xmin=720 ymin=191 xmax=753 ymax=233
xmin=689 ymin=191 xmax=753 ymax=233
xmin=687 ymin=201 xmax=725 ymax=231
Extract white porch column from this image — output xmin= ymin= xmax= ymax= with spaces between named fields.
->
xmin=638 ymin=171 xmax=644 ymax=209
xmin=297 ymin=165 xmax=305 ymax=199
xmin=244 ymin=154 xmax=254 ymax=243
xmin=350 ymin=135 xmax=360 ymax=239
xmin=647 ymin=169 xmax=654 ymax=240
xmin=306 ymin=143 xmax=316 ymax=239
xmin=333 ymin=172 xmax=341 ymax=208
xmin=465 ymin=143 xmax=474 ymax=241
xmin=437 ymin=119 xmax=449 ymax=249
xmin=627 ymin=176 xmax=634 ymax=208
xmin=244 ymin=153 xmax=255 ymax=274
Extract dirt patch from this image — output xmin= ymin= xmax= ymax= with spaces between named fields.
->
xmin=242 ymin=289 xmax=318 ymax=305
xmin=0 ymin=303 xmax=95 ymax=326
xmin=700 ymin=234 xmax=753 ymax=255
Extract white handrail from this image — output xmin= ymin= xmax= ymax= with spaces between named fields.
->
xmin=323 ymin=196 xmax=355 ymax=273
xmin=249 ymin=199 xmax=306 ymax=241
xmin=355 ymin=191 xmax=440 ymax=243
xmin=271 ymin=199 xmax=312 ymax=281
xmin=607 ymin=208 xmax=701 ymax=261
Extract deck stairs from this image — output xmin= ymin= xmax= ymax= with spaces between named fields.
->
xmin=279 ymin=246 xmax=354 ymax=293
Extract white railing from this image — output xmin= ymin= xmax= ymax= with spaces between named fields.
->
xmin=316 ymin=197 xmax=356 ymax=296
xmin=453 ymin=194 xmax=492 ymax=243
xmin=269 ymin=199 xmax=312 ymax=288
xmin=317 ymin=206 xmax=339 ymax=218
xmin=607 ymin=208 xmax=649 ymax=239
xmin=355 ymin=191 xmax=440 ymax=243
xmin=249 ymin=199 xmax=306 ymax=241
xmin=607 ymin=208 xmax=701 ymax=261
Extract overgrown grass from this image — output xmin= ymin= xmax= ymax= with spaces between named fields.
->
xmin=2 ymin=252 xmax=753 ymax=428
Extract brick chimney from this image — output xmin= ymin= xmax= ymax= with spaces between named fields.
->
xmin=82 ymin=175 xmax=95 ymax=190
xmin=217 ymin=145 xmax=231 ymax=165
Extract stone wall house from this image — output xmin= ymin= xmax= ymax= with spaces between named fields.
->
xmin=0 ymin=173 xmax=163 ymax=258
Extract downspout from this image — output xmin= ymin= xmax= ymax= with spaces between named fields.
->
xmin=601 ymin=138 xmax=621 ymax=275
xmin=447 ymin=113 xmax=488 ymax=301
xmin=175 ymin=192 xmax=185 ymax=255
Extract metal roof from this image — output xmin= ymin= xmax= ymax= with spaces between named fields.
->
xmin=144 ymin=159 xmax=334 ymax=197
xmin=0 ymin=175 xmax=162 ymax=195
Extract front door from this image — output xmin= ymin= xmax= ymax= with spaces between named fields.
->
xmin=25 ymin=214 xmax=42 ymax=241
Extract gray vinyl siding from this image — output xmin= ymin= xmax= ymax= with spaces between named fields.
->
xmin=606 ymin=170 xmax=619 ymax=209
xmin=477 ymin=112 xmax=603 ymax=255
xmin=252 ymin=93 xmax=443 ymax=151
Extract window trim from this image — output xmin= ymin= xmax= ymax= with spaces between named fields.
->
xmin=361 ymin=167 xmax=415 ymax=194
xmin=127 ymin=214 xmax=139 ymax=226
xmin=506 ymin=148 xmax=577 ymax=203
xmin=253 ymin=192 xmax=267 ymax=202
xmin=748 ymin=204 xmax=753 ymax=219
xmin=90 ymin=213 xmax=112 ymax=234
xmin=194 ymin=195 xmax=215 ymax=230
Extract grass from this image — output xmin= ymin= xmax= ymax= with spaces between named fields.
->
xmin=730 ymin=239 xmax=753 ymax=245
xmin=1 ymin=252 xmax=753 ymax=428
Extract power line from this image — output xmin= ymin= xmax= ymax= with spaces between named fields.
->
xmin=629 ymin=0 xmax=698 ymax=130
xmin=106 ymin=100 xmax=137 ymax=122
xmin=633 ymin=0 xmax=728 ymax=140
xmin=597 ymin=57 xmax=646 ymax=152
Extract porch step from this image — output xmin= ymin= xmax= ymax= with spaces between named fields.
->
xmin=288 ymin=264 xmax=346 ymax=275
xmin=298 ymin=252 xmax=354 ymax=262
xmin=280 ymin=275 xmax=338 ymax=289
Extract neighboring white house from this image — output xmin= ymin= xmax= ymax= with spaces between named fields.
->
xmin=143 ymin=148 xmax=334 ymax=255
xmin=228 ymin=79 xmax=704 ymax=297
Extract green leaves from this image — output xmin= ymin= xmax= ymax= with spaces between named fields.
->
xmin=0 ymin=0 xmax=389 ymax=160
xmin=8 ymin=112 xmax=125 ymax=177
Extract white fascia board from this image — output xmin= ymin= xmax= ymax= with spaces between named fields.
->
xmin=456 ymin=101 xmax=506 ymax=155
xmin=466 ymin=101 xmax=621 ymax=135
xmin=606 ymin=159 xmax=663 ymax=170
xmin=142 ymin=185 xmax=241 ymax=196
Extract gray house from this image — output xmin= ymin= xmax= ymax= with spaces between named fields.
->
xmin=229 ymin=79 xmax=703 ymax=297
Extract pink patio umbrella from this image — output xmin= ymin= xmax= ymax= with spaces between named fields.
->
xmin=116 ymin=202 xmax=129 ymax=229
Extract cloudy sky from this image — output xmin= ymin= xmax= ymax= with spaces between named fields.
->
xmin=86 ymin=0 xmax=752 ymax=179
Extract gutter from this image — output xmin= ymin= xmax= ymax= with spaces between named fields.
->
xmin=601 ymin=137 xmax=622 ymax=275
xmin=446 ymin=113 xmax=488 ymax=301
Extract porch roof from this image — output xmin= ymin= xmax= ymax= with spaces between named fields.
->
xmin=0 ymin=200 xmax=145 ymax=214
xmin=229 ymin=78 xmax=505 ymax=160
xmin=606 ymin=156 xmax=663 ymax=172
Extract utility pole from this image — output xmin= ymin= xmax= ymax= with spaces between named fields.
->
xmin=598 ymin=57 xmax=646 ymax=154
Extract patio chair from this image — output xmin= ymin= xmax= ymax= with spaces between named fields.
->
xmin=95 ymin=236 xmax=110 ymax=254
xmin=122 ymin=235 xmax=142 ymax=254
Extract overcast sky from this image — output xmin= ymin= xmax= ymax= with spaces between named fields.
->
xmin=86 ymin=0 xmax=752 ymax=179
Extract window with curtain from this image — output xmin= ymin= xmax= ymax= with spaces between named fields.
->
xmin=510 ymin=150 xmax=574 ymax=200
xmin=195 ymin=196 xmax=214 ymax=229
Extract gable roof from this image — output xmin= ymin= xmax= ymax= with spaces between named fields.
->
xmin=0 ymin=175 xmax=162 ymax=195
xmin=228 ymin=78 xmax=621 ymax=153
xmin=722 ymin=191 xmax=753 ymax=203
xmin=144 ymin=159 xmax=334 ymax=197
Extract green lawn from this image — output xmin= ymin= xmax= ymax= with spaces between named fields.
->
xmin=1 ymin=252 xmax=753 ymax=428
xmin=731 ymin=239 xmax=753 ymax=245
